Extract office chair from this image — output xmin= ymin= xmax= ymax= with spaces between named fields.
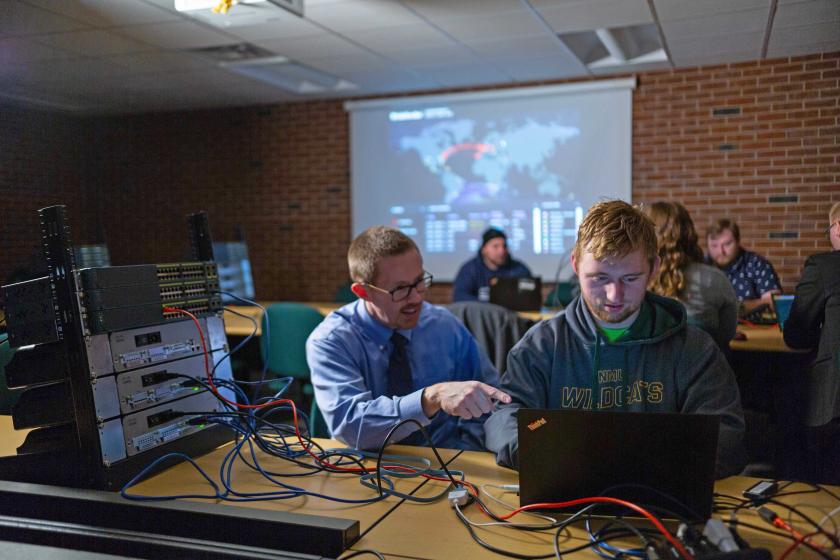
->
xmin=332 ymin=281 xmax=357 ymax=304
xmin=544 ymin=281 xmax=579 ymax=308
xmin=0 ymin=334 xmax=19 ymax=414
xmin=260 ymin=303 xmax=325 ymax=402
xmin=446 ymin=302 xmax=535 ymax=375
xmin=308 ymin=398 xmax=331 ymax=439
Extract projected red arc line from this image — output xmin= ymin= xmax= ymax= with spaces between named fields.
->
xmin=438 ymin=142 xmax=496 ymax=164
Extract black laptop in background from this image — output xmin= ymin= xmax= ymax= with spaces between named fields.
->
xmin=489 ymin=277 xmax=542 ymax=312
xmin=517 ymin=409 xmax=720 ymax=520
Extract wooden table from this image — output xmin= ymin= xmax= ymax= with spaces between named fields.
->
xmin=1 ymin=413 xmax=835 ymax=559
xmin=730 ymin=324 xmax=805 ymax=353
xmin=0 ymin=415 xmax=29 ymax=457
xmin=129 ymin=437 xmax=461 ymax=539
xmin=352 ymin=447 xmax=840 ymax=559
xmin=519 ymin=309 xmax=560 ymax=321
xmin=223 ymin=302 xmax=340 ymax=337
xmin=124 ymin=429 xmax=840 ymax=559
xmin=224 ymin=302 xmax=557 ymax=337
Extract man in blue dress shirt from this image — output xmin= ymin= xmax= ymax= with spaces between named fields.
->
xmin=306 ymin=226 xmax=510 ymax=451
xmin=706 ymin=218 xmax=781 ymax=314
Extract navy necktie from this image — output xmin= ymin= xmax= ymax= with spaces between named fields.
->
xmin=386 ymin=332 xmax=413 ymax=397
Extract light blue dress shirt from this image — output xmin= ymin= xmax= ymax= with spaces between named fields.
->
xmin=306 ymin=299 xmax=499 ymax=451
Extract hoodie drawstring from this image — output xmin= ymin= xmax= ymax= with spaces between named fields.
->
xmin=591 ymin=330 xmax=601 ymax=410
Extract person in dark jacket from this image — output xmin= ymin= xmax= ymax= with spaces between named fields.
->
xmin=484 ymin=200 xmax=747 ymax=479
xmin=782 ymin=201 xmax=840 ymax=483
xmin=453 ymin=228 xmax=532 ymax=302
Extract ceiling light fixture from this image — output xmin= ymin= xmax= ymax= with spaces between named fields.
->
xmin=174 ymin=0 xmax=304 ymax=26
xmin=219 ymin=56 xmax=357 ymax=94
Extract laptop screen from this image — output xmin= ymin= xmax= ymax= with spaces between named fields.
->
xmin=489 ymin=277 xmax=542 ymax=312
xmin=773 ymin=294 xmax=795 ymax=331
xmin=517 ymin=409 xmax=719 ymax=520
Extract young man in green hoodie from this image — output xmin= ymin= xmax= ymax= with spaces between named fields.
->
xmin=484 ymin=200 xmax=747 ymax=478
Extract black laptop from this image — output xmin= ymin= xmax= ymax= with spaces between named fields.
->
xmin=517 ymin=409 xmax=720 ymax=520
xmin=489 ymin=277 xmax=542 ymax=312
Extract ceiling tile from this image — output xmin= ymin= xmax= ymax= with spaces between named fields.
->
xmin=304 ymin=0 xmax=423 ymax=31
xmin=23 ymin=0 xmax=179 ymax=26
xmin=536 ymin=0 xmax=653 ymax=34
xmin=660 ymin=9 xmax=769 ymax=42
xmin=0 ymin=37 xmax=76 ymax=64
xmin=2 ymin=56 xmax=132 ymax=86
xmin=767 ymin=39 xmax=840 ymax=57
xmin=668 ymin=31 xmax=763 ymax=61
xmin=671 ymin=49 xmax=761 ymax=67
xmin=298 ymin=52 xmax=395 ymax=75
xmin=0 ymin=0 xmax=837 ymax=114
xmin=769 ymin=22 xmax=840 ymax=47
xmin=409 ymin=62 xmax=510 ymax=87
xmin=0 ymin=85 xmax=93 ymax=111
xmin=118 ymin=20 xmax=238 ymax=50
xmin=386 ymin=45 xmax=478 ymax=66
xmin=215 ymin=11 xmax=323 ymax=41
xmin=0 ymin=1 xmax=92 ymax=37
xmin=341 ymin=23 xmax=452 ymax=51
xmin=311 ymin=66 xmax=434 ymax=92
xmin=255 ymin=32 xmax=367 ymax=59
xmin=490 ymin=53 xmax=589 ymax=81
xmin=403 ymin=0 xmax=526 ymax=21
xmin=467 ymin=36 xmax=570 ymax=59
xmin=430 ymin=11 xmax=549 ymax=43
xmin=652 ymin=0 xmax=769 ymax=22
xmin=590 ymin=59 xmax=671 ymax=74
xmin=103 ymin=51 xmax=217 ymax=75
xmin=31 ymin=29 xmax=153 ymax=56
xmin=773 ymin=0 xmax=840 ymax=28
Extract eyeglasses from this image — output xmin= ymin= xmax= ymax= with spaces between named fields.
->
xmin=366 ymin=272 xmax=433 ymax=302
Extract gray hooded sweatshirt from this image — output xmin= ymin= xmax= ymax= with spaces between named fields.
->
xmin=484 ymin=292 xmax=747 ymax=479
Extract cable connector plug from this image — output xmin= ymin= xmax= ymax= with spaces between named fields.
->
xmin=757 ymin=506 xmax=778 ymax=525
xmin=448 ymin=488 xmax=471 ymax=508
xmin=645 ymin=544 xmax=662 ymax=560
xmin=703 ymin=518 xmax=740 ymax=553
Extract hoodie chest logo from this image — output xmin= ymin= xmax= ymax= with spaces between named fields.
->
xmin=597 ymin=369 xmax=623 ymax=383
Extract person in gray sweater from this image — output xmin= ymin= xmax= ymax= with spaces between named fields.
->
xmin=484 ymin=200 xmax=747 ymax=479
xmin=645 ymin=202 xmax=738 ymax=351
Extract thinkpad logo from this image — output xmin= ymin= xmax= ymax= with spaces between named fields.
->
xmin=527 ymin=417 xmax=547 ymax=431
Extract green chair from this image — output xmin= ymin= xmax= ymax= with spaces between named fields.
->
xmin=0 ymin=334 xmax=19 ymax=414
xmin=309 ymin=398 xmax=331 ymax=439
xmin=544 ymin=281 xmax=579 ymax=308
xmin=260 ymin=302 xmax=325 ymax=404
xmin=333 ymin=281 xmax=357 ymax=304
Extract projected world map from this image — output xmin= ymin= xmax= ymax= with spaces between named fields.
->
xmin=399 ymin=118 xmax=581 ymax=205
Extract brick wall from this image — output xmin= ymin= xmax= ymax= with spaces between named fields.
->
xmin=0 ymin=105 xmax=97 ymax=287
xmin=89 ymin=100 xmax=350 ymax=302
xmin=633 ymin=53 xmax=840 ymax=290
xmin=3 ymin=52 xmax=838 ymax=303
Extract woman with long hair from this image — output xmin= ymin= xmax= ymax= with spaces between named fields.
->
xmin=646 ymin=201 xmax=737 ymax=351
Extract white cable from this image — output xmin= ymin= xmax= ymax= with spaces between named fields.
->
xmin=477 ymin=484 xmax=558 ymax=526
xmin=455 ymin=502 xmax=557 ymax=529
xmin=817 ymin=504 xmax=840 ymax=538
xmin=785 ymin=501 xmax=840 ymax=549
